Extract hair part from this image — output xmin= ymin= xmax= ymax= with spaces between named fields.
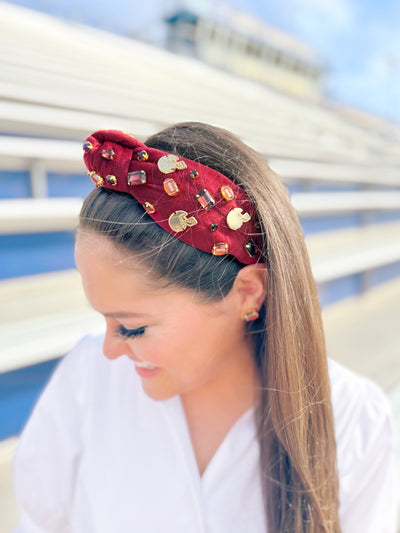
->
xmin=79 ymin=121 xmax=341 ymax=532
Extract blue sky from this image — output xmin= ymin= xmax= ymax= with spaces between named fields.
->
xmin=8 ymin=0 xmax=400 ymax=123
xmin=252 ymin=0 xmax=400 ymax=122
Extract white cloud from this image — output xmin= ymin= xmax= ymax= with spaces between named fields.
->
xmin=296 ymin=0 xmax=355 ymax=28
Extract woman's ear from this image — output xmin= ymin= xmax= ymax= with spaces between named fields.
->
xmin=232 ymin=264 xmax=268 ymax=314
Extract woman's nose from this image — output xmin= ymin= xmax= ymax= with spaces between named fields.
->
xmin=103 ymin=323 xmax=130 ymax=360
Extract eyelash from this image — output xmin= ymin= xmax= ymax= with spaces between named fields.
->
xmin=118 ymin=325 xmax=146 ymax=339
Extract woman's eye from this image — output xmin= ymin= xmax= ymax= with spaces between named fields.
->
xmin=118 ymin=325 xmax=146 ymax=339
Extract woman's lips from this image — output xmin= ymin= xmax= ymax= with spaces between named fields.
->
xmin=134 ymin=361 xmax=160 ymax=378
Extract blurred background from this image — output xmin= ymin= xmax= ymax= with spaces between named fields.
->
xmin=0 ymin=0 xmax=399 ymax=530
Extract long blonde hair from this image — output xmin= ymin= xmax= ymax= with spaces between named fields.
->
xmin=80 ymin=122 xmax=341 ymax=532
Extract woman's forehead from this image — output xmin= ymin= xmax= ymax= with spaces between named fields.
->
xmin=75 ymin=231 xmax=204 ymax=305
xmin=76 ymin=232 xmax=147 ymax=273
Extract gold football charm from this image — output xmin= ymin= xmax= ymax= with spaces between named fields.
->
xmin=157 ymin=154 xmax=188 ymax=174
xmin=168 ymin=210 xmax=198 ymax=232
xmin=226 ymin=207 xmax=251 ymax=230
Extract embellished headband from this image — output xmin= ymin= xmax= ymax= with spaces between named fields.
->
xmin=82 ymin=129 xmax=262 ymax=265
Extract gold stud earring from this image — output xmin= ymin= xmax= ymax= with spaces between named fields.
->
xmin=243 ymin=309 xmax=259 ymax=322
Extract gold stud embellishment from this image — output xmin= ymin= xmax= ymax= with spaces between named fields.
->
xmin=168 ymin=210 xmax=198 ymax=232
xmin=243 ymin=309 xmax=259 ymax=322
xmin=137 ymin=150 xmax=149 ymax=162
xmin=220 ymin=185 xmax=235 ymax=201
xmin=83 ymin=141 xmax=93 ymax=153
xmin=157 ymin=154 xmax=187 ymax=174
xmin=106 ymin=175 xmax=117 ymax=186
xmin=212 ymin=243 xmax=229 ymax=256
xmin=163 ymin=177 xmax=180 ymax=197
xmin=101 ymin=149 xmax=115 ymax=160
xmin=144 ymin=202 xmax=156 ymax=214
xmin=226 ymin=207 xmax=251 ymax=230
xmin=88 ymin=171 xmax=104 ymax=187
xmin=190 ymin=170 xmax=199 ymax=179
xmin=196 ymin=189 xmax=215 ymax=209
xmin=244 ymin=240 xmax=256 ymax=257
xmin=128 ymin=170 xmax=147 ymax=186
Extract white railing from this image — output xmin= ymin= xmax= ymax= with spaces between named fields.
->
xmin=1 ymin=194 xmax=400 ymax=234
xmin=0 ymin=198 xmax=82 ymax=233
xmin=1 ymin=204 xmax=399 ymax=372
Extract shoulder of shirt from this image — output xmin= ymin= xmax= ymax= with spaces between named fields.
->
xmin=327 ymin=358 xmax=394 ymax=469
xmin=328 ymin=357 xmax=392 ymax=420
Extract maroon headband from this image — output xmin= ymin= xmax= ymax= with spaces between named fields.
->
xmin=82 ymin=129 xmax=262 ymax=265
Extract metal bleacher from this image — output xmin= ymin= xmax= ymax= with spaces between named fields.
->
xmin=0 ymin=0 xmax=399 ymax=371
xmin=0 ymin=2 xmax=400 ymax=528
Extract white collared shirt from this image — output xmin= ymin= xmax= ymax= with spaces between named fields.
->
xmin=13 ymin=334 xmax=397 ymax=532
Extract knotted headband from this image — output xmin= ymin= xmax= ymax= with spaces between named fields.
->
xmin=83 ymin=129 xmax=262 ymax=265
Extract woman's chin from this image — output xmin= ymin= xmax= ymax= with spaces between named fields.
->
xmin=139 ymin=376 xmax=178 ymax=402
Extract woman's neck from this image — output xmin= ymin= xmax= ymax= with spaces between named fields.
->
xmin=180 ymin=341 xmax=260 ymax=475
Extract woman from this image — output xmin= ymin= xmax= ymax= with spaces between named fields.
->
xmin=13 ymin=123 xmax=396 ymax=532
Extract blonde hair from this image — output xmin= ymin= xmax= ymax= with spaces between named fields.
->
xmin=80 ymin=122 xmax=341 ymax=532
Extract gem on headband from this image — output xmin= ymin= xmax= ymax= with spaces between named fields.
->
xmin=106 ymin=175 xmax=117 ymax=186
xmin=128 ymin=170 xmax=147 ymax=186
xmin=83 ymin=129 xmax=262 ymax=265
xmin=158 ymin=154 xmax=187 ymax=174
xmin=144 ymin=202 xmax=156 ymax=214
xmin=244 ymin=240 xmax=256 ymax=257
xmin=137 ymin=150 xmax=149 ymax=162
xmin=163 ymin=177 xmax=180 ymax=196
xmin=226 ymin=207 xmax=251 ymax=230
xmin=220 ymin=185 xmax=235 ymax=202
xmin=168 ymin=210 xmax=198 ymax=232
xmin=88 ymin=171 xmax=104 ymax=187
xmin=101 ymin=149 xmax=115 ymax=160
xmin=196 ymin=189 xmax=215 ymax=210
xmin=212 ymin=243 xmax=229 ymax=256
xmin=83 ymin=141 xmax=93 ymax=153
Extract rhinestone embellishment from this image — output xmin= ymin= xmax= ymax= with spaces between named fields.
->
xmin=137 ymin=150 xmax=149 ymax=162
xmin=244 ymin=309 xmax=259 ymax=321
xmin=88 ymin=171 xmax=104 ymax=187
xmin=244 ymin=240 xmax=256 ymax=257
xmin=212 ymin=243 xmax=229 ymax=256
xmin=220 ymin=185 xmax=235 ymax=201
xmin=144 ymin=202 xmax=156 ymax=214
xmin=196 ymin=189 xmax=215 ymax=210
xmin=106 ymin=175 xmax=117 ymax=186
xmin=163 ymin=177 xmax=180 ymax=196
xmin=128 ymin=170 xmax=147 ymax=186
xmin=101 ymin=149 xmax=115 ymax=160
xmin=83 ymin=141 xmax=93 ymax=153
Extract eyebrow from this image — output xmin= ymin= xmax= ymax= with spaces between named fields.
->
xmin=103 ymin=311 xmax=148 ymax=319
